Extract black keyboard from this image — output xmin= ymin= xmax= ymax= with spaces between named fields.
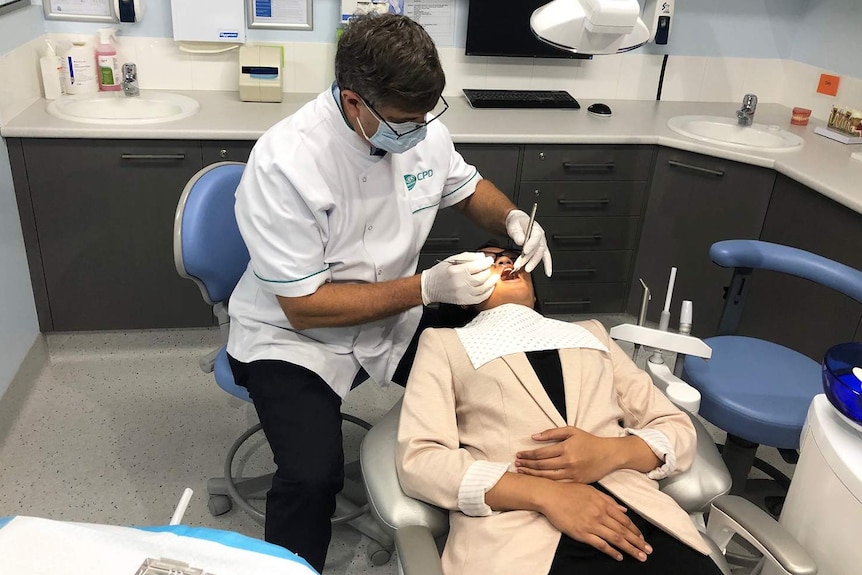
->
xmin=463 ymin=89 xmax=580 ymax=110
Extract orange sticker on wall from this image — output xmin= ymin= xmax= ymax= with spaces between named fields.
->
xmin=817 ymin=74 xmax=841 ymax=96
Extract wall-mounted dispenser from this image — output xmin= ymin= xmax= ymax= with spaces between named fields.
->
xmin=170 ymin=0 xmax=246 ymax=44
xmin=114 ymin=0 xmax=144 ymax=23
xmin=239 ymin=45 xmax=284 ymax=103
xmin=643 ymin=0 xmax=673 ymax=45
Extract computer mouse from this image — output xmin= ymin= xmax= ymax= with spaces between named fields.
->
xmin=588 ymin=103 xmax=612 ymax=117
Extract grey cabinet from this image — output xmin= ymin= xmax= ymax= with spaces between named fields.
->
xmin=15 ymin=139 xmax=212 ymax=331
xmin=738 ymin=175 xmax=862 ymax=360
xmin=627 ymin=148 xmax=775 ymax=335
xmin=418 ymin=145 xmax=520 ymax=271
xmin=522 ymin=145 xmax=654 ymax=315
xmin=202 ymin=140 xmax=255 ymax=165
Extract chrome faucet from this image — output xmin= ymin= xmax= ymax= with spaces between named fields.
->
xmin=122 ymin=63 xmax=139 ymax=97
xmin=737 ymin=93 xmax=758 ymax=126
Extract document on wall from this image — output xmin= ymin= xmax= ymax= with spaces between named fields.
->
xmin=46 ymin=0 xmax=112 ymax=17
xmin=252 ymin=0 xmax=309 ymax=26
xmin=402 ymin=1 xmax=456 ymax=45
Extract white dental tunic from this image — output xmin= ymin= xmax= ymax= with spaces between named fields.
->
xmin=227 ymin=86 xmax=481 ymax=399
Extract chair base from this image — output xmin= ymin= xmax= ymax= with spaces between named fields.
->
xmin=209 ymin=419 xmax=395 ymax=565
xmin=719 ymin=435 xmax=792 ymax=497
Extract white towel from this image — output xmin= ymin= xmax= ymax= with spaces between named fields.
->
xmin=0 ymin=516 xmax=316 ymax=575
xmin=455 ymin=304 xmax=608 ymax=369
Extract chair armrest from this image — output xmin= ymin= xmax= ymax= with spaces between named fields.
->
xmin=659 ymin=413 xmax=731 ymax=513
xmin=706 ymin=495 xmax=817 ymax=575
xmin=360 ymin=400 xmax=449 ymax=538
xmin=395 ymin=525 xmax=444 ymax=575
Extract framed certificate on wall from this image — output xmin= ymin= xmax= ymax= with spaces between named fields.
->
xmin=247 ymin=0 xmax=312 ymax=30
xmin=43 ymin=0 xmax=118 ymax=22
xmin=0 ymin=0 xmax=31 ymax=17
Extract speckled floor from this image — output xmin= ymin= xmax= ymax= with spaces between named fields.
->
xmin=0 ymin=316 xmax=787 ymax=574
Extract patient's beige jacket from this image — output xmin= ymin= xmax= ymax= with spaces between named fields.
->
xmin=397 ymin=319 xmax=711 ymax=575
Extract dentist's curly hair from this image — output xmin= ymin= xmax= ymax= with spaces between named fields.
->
xmin=335 ymin=12 xmax=445 ymax=112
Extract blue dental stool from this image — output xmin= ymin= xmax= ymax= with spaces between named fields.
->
xmin=683 ymin=239 xmax=862 ymax=497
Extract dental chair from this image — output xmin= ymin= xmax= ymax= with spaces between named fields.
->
xmin=360 ymin=397 xmax=816 ymax=575
xmin=682 ymin=240 xmax=862 ymax=497
xmin=173 ymin=162 xmax=393 ymax=565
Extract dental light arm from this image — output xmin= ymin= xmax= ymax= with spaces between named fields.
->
xmin=530 ymin=0 xmax=656 ymax=55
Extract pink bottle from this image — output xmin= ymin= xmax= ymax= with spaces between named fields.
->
xmin=96 ymin=28 xmax=121 ymax=92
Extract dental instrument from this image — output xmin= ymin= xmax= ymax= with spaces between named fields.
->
xmin=512 ymin=202 xmax=538 ymax=273
xmin=169 ymin=488 xmax=194 ymax=526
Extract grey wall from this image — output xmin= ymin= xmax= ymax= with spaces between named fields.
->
xmin=790 ymin=0 xmax=862 ymax=79
xmin=0 ymin=4 xmax=41 ymax=397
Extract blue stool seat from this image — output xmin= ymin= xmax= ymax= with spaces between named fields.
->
xmin=684 ymin=336 xmax=821 ymax=450
xmin=214 ymin=347 xmax=250 ymax=403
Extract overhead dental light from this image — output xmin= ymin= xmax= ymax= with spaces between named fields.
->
xmin=531 ymin=0 xmax=653 ymax=55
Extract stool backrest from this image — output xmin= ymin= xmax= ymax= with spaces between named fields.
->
xmin=174 ymin=162 xmax=249 ymax=305
xmin=711 ymin=240 xmax=862 ymax=303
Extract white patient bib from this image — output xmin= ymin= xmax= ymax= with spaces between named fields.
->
xmin=455 ymin=304 xmax=609 ymax=369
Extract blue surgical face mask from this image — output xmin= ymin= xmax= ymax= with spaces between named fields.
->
xmin=356 ymin=103 xmax=428 ymax=154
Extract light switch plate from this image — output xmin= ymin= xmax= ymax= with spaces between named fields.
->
xmin=852 ymin=151 xmax=862 ymax=163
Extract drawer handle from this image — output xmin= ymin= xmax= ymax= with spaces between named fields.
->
xmin=667 ymin=160 xmax=724 ymax=178
xmin=562 ymin=162 xmax=615 ymax=172
xmin=555 ymin=268 xmax=598 ymax=276
xmin=552 ymin=233 xmax=603 ymax=243
xmin=121 ymin=153 xmax=186 ymax=160
xmin=424 ymin=237 xmax=461 ymax=246
xmin=543 ymin=299 xmax=592 ymax=307
xmin=558 ymin=198 xmax=610 ymax=208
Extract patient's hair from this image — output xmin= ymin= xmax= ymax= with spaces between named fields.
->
xmin=435 ymin=240 xmax=541 ymax=328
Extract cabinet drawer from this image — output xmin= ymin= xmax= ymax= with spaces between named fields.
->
xmin=522 ymin=145 xmax=654 ymax=181
xmin=519 ymin=182 xmax=647 ymax=217
xmin=534 ymin=251 xmax=632 ymax=285
xmin=202 ymin=141 xmax=255 ymax=165
xmin=543 ymin=217 xmax=641 ymax=251
xmin=537 ymin=283 xmax=627 ymax=314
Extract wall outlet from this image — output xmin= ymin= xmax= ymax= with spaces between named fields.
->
xmin=817 ymin=73 xmax=841 ymax=96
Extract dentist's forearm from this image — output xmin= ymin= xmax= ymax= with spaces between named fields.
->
xmin=455 ymin=179 xmax=518 ymax=236
xmin=277 ymin=275 xmax=423 ymax=330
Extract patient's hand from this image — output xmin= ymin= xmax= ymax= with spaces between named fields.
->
xmin=540 ymin=482 xmax=652 ymax=562
xmin=515 ymin=426 xmax=618 ymax=483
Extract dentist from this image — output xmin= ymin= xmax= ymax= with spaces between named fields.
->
xmin=226 ymin=12 xmax=551 ymax=572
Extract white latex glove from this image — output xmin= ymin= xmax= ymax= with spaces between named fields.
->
xmin=420 ymin=252 xmax=499 ymax=305
xmin=506 ymin=209 xmax=553 ymax=276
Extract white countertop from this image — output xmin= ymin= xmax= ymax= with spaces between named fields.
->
xmin=3 ymin=90 xmax=862 ymax=214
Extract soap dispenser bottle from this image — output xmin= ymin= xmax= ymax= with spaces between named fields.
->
xmin=39 ymin=40 xmax=65 ymax=100
xmin=62 ymin=40 xmax=99 ymax=95
xmin=96 ymin=28 xmax=121 ymax=91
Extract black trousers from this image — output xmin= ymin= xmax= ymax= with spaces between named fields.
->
xmin=226 ymin=307 xmax=440 ymax=572
xmin=548 ymin=484 xmax=723 ymax=575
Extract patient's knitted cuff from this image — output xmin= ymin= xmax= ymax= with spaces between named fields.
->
xmin=457 ymin=461 xmax=510 ymax=517
xmin=625 ymin=428 xmax=676 ymax=480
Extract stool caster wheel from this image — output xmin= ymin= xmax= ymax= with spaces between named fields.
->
xmin=367 ymin=541 xmax=391 ymax=566
xmin=208 ymin=494 xmax=233 ymax=516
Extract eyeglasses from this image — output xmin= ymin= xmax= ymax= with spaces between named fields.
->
xmin=359 ymin=94 xmax=449 ymax=139
xmin=481 ymin=248 xmax=520 ymax=262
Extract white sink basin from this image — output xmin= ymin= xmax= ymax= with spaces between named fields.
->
xmin=667 ymin=115 xmax=805 ymax=152
xmin=47 ymin=92 xmax=199 ymax=125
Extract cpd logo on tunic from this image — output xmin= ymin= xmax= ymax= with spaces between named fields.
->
xmin=404 ymin=169 xmax=434 ymax=191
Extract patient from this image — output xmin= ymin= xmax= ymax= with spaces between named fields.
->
xmin=396 ymin=246 xmax=722 ymax=575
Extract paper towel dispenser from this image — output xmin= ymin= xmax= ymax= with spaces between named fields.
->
xmin=170 ymin=0 xmax=246 ymax=44
xmin=239 ymin=45 xmax=284 ymax=103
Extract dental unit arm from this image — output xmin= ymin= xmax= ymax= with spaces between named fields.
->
xmin=609 ymin=271 xmax=710 ymax=414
